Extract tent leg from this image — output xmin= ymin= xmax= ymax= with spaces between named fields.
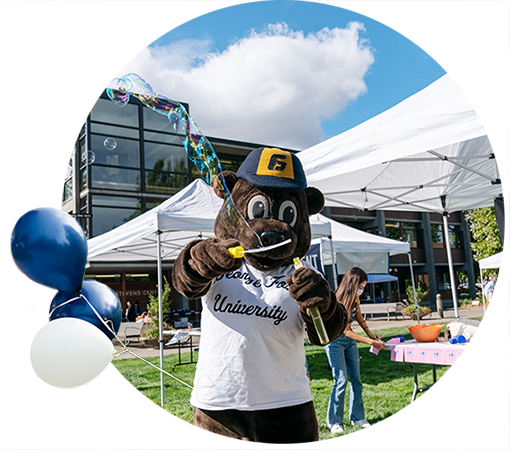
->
xmin=407 ymin=253 xmax=420 ymax=324
xmin=480 ymin=267 xmax=486 ymax=314
xmin=156 ymin=228 xmax=165 ymax=407
xmin=328 ymin=236 xmax=338 ymax=291
xmin=443 ymin=214 xmax=460 ymax=318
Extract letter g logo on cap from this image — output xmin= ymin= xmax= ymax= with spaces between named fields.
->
xmin=256 ymin=148 xmax=295 ymax=179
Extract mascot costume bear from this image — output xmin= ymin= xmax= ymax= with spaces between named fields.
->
xmin=172 ymin=147 xmax=353 ymax=443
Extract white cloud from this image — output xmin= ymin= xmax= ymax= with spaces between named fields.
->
xmin=122 ymin=22 xmax=374 ymax=150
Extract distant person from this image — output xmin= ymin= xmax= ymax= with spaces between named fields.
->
xmin=375 ymin=286 xmax=384 ymax=303
xmin=485 ymin=274 xmax=497 ymax=302
xmin=126 ymin=301 xmax=137 ymax=322
xmin=136 ymin=311 xmax=148 ymax=322
xmin=482 ymin=275 xmax=490 ymax=293
xmin=325 ymin=267 xmax=384 ymax=435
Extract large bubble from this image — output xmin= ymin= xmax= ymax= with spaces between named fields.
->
xmin=106 ymin=73 xmax=263 ymax=249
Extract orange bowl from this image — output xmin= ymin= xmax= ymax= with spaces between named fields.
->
xmin=407 ymin=324 xmax=443 ymax=342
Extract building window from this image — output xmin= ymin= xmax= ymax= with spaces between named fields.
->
xmin=64 ymin=177 xmax=73 ymax=202
xmin=448 ymin=224 xmax=463 ymax=249
xmin=80 ymin=167 xmax=87 ymax=190
xmin=89 ymin=134 xmax=140 ymax=169
xmin=430 ymin=223 xmax=444 ymax=248
xmin=92 ymin=206 xmax=142 ymax=236
xmin=437 ymin=266 xmax=452 ymax=290
xmin=145 ymin=171 xmax=189 ymax=194
xmin=143 ymin=107 xmax=177 ymax=132
xmin=144 ymin=141 xmax=188 ymax=172
xmin=91 ymin=166 xmax=141 ymax=191
xmin=386 ymin=222 xmax=401 ymax=241
xmin=93 ymin=195 xmax=142 ymax=209
xmin=385 ymin=221 xmax=423 ymax=248
xmin=90 ymin=122 xmax=140 ymax=139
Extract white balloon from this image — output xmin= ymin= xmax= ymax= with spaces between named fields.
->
xmin=30 ymin=318 xmax=115 ymax=388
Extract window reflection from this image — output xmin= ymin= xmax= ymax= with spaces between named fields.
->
xmin=91 ymin=166 xmax=141 ymax=191
xmin=92 ymin=206 xmax=141 ymax=236
xmin=145 ymin=172 xmax=189 ymax=194
xmin=145 ymin=142 xmax=187 ymax=172
xmin=90 ymin=134 xmax=140 ymax=169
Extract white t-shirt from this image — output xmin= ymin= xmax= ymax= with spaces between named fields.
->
xmin=190 ymin=261 xmax=313 ymax=411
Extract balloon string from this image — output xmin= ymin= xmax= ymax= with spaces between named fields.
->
xmin=111 ymin=337 xmax=194 ymax=390
xmin=48 ymin=296 xmax=82 ymax=319
xmin=49 ymin=295 xmax=193 ymax=390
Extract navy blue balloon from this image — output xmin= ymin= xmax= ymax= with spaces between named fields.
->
xmin=49 ymin=279 xmax=122 ymax=340
xmin=11 ymin=208 xmax=88 ymax=294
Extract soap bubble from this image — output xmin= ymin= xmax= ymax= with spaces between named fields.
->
xmin=103 ymin=137 xmax=117 ymax=151
xmin=81 ymin=151 xmax=95 ymax=165
xmin=106 ymin=73 xmax=262 ymax=249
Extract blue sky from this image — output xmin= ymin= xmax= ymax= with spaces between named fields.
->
xmin=0 ymin=0 xmax=499 ymax=148
xmin=143 ymin=2 xmax=447 ymax=141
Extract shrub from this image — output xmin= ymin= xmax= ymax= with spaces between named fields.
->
xmin=142 ymin=276 xmax=173 ymax=338
xmin=401 ymin=282 xmax=431 ymax=320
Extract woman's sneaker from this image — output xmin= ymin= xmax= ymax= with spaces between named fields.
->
xmin=351 ymin=419 xmax=371 ymax=428
xmin=328 ymin=423 xmax=345 ymax=434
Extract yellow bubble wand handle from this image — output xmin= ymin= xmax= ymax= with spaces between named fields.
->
xmin=293 ymin=257 xmax=330 ymax=345
xmin=228 ymin=246 xmax=245 ymax=258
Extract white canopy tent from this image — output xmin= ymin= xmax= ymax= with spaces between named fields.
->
xmin=299 ymin=74 xmax=503 ymax=319
xmin=479 ymin=252 xmax=502 ymax=270
xmin=478 ymin=252 xmax=502 ymax=313
xmin=309 ymin=213 xmax=410 ymax=290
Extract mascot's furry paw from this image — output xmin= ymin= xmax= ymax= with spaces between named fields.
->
xmin=189 ymin=237 xmax=242 ymax=279
xmin=286 ymin=267 xmax=331 ymax=313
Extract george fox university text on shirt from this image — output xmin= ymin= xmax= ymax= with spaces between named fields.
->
xmin=190 ymin=260 xmax=316 ymax=411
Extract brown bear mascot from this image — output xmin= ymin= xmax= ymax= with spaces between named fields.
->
xmin=172 ymin=147 xmax=352 ymax=443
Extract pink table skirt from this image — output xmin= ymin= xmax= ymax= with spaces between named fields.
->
xmin=385 ymin=339 xmax=467 ymax=365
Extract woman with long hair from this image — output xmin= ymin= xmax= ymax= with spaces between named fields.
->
xmin=325 ymin=267 xmax=384 ymax=434
xmin=485 ymin=273 xmax=497 ymax=302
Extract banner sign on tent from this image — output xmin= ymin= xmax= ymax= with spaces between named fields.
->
xmin=303 ymin=243 xmax=324 ymax=275
xmin=336 ymin=252 xmax=389 ymax=275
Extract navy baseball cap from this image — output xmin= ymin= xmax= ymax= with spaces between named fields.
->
xmin=236 ymin=147 xmax=307 ymax=191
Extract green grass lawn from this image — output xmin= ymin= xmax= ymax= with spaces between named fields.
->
xmin=112 ymin=323 xmax=456 ymax=440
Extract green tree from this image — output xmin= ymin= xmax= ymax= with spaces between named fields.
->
xmin=464 ymin=207 xmax=503 ymax=261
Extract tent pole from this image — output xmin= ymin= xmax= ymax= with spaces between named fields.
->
xmin=480 ymin=267 xmax=486 ymax=314
xmin=156 ymin=217 xmax=165 ymax=407
xmin=442 ymin=214 xmax=460 ymax=318
xmin=328 ymin=236 xmax=338 ymax=291
xmin=407 ymin=253 xmax=420 ymax=324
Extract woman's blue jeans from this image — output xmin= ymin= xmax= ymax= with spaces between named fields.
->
xmin=325 ymin=334 xmax=365 ymax=426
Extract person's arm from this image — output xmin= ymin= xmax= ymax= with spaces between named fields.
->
xmin=354 ymin=307 xmax=379 ymax=339
xmin=344 ymin=324 xmax=384 ymax=349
